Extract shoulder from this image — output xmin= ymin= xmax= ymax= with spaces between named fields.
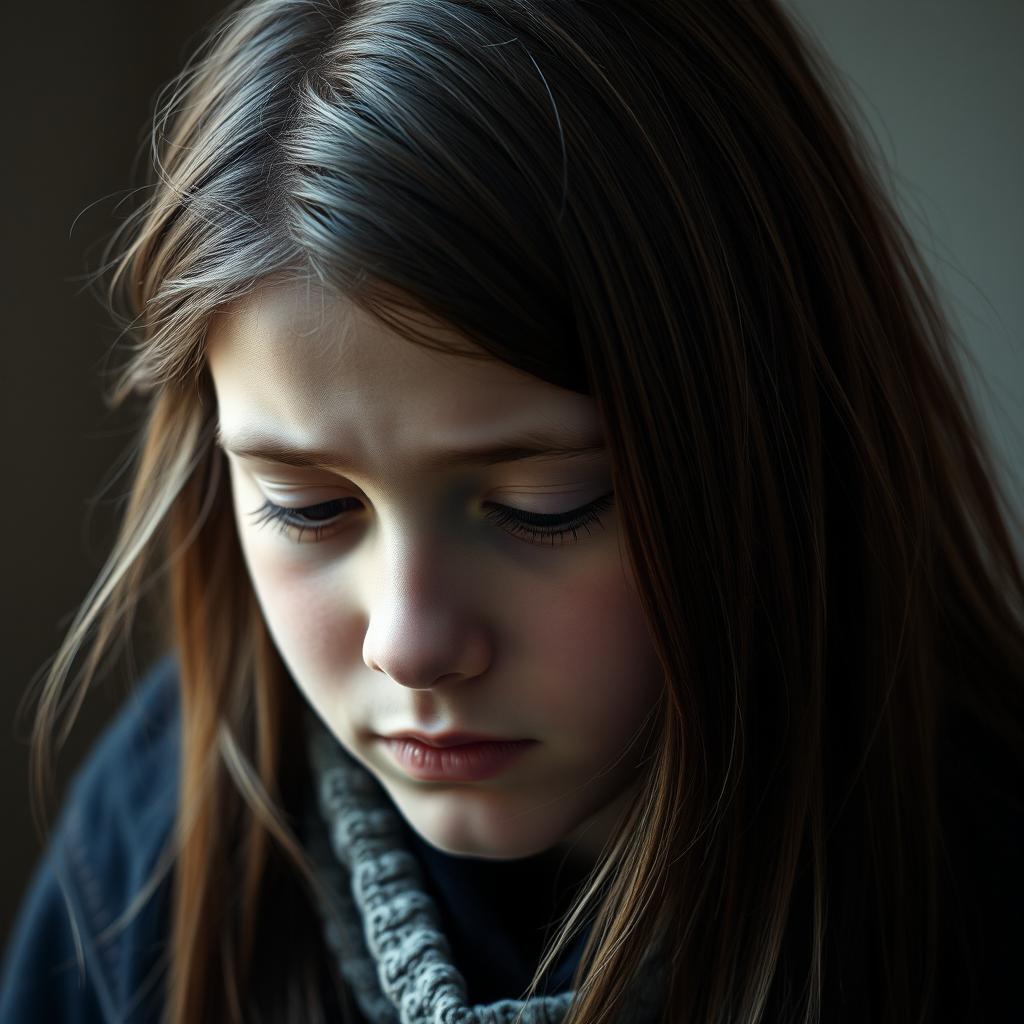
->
xmin=0 ymin=654 xmax=181 ymax=1024
xmin=63 ymin=652 xmax=181 ymax=849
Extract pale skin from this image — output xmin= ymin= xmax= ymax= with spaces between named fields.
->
xmin=207 ymin=279 xmax=664 ymax=867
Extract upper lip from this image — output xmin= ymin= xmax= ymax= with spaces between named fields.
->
xmin=383 ymin=730 xmax=528 ymax=749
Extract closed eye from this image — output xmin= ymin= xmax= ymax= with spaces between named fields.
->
xmin=246 ymin=491 xmax=615 ymax=547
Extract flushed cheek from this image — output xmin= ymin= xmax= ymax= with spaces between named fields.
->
xmin=241 ymin=543 xmax=361 ymax=691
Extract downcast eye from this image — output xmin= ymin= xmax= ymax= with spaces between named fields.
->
xmin=247 ymin=492 xmax=615 ymax=547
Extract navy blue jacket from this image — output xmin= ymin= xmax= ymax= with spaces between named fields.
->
xmin=0 ymin=656 xmax=179 ymax=1022
xmin=2 ymin=655 xmax=1021 ymax=1022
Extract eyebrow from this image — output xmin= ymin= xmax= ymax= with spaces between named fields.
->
xmin=215 ymin=424 xmax=607 ymax=471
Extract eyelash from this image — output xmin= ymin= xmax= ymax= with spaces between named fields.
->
xmin=247 ymin=491 xmax=615 ymax=547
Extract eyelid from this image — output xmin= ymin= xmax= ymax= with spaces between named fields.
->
xmin=254 ymin=479 xmax=345 ymax=502
xmin=252 ymin=471 xmax=602 ymax=506
xmin=247 ymin=490 xmax=615 ymax=546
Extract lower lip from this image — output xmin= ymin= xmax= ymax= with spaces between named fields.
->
xmin=380 ymin=737 xmax=537 ymax=781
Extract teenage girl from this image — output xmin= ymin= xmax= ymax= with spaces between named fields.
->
xmin=2 ymin=2 xmax=1021 ymax=1022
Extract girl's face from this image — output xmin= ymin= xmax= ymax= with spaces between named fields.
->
xmin=207 ymin=280 xmax=663 ymax=864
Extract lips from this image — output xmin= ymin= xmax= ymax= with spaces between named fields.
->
xmin=384 ymin=730 xmax=526 ymax=749
xmin=379 ymin=735 xmax=538 ymax=782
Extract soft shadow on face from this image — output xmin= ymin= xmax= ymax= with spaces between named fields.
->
xmin=207 ymin=279 xmax=664 ymax=865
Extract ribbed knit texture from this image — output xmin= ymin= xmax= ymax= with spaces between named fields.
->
xmin=301 ymin=706 xmax=666 ymax=1024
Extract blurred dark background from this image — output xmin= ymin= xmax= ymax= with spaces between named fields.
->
xmin=2 ymin=0 xmax=1022 ymax=950
xmin=1 ymin=0 xmax=232 ymax=946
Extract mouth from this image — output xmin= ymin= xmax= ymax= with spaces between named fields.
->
xmin=383 ymin=729 xmax=528 ymax=748
xmin=378 ymin=736 xmax=538 ymax=782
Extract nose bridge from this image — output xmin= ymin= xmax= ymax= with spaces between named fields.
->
xmin=372 ymin=524 xmax=446 ymax=630
xmin=360 ymin=516 xmax=490 ymax=689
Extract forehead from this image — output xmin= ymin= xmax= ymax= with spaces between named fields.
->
xmin=205 ymin=281 xmax=602 ymax=461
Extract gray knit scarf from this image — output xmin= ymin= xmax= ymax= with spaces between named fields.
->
xmin=301 ymin=706 xmax=666 ymax=1024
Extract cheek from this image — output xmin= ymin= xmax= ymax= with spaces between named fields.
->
xmin=518 ymin=552 xmax=662 ymax=738
xmin=251 ymin=560 xmax=348 ymax=663
xmin=231 ymin=508 xmax=360 ymax=685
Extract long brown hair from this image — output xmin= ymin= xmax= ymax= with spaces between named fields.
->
xmin=27 ymin=1 xmax=1023 ymax=1021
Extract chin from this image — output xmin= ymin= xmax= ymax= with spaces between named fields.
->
xmin=397 ymin=796 xmax=568 ymax=861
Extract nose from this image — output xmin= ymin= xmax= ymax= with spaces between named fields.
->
xmin=360 ymin=531 xmax=492 ymax=690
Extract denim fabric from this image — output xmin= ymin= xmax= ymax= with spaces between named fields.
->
xmin=0 ymin=656 xmax=179 ymax=1023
